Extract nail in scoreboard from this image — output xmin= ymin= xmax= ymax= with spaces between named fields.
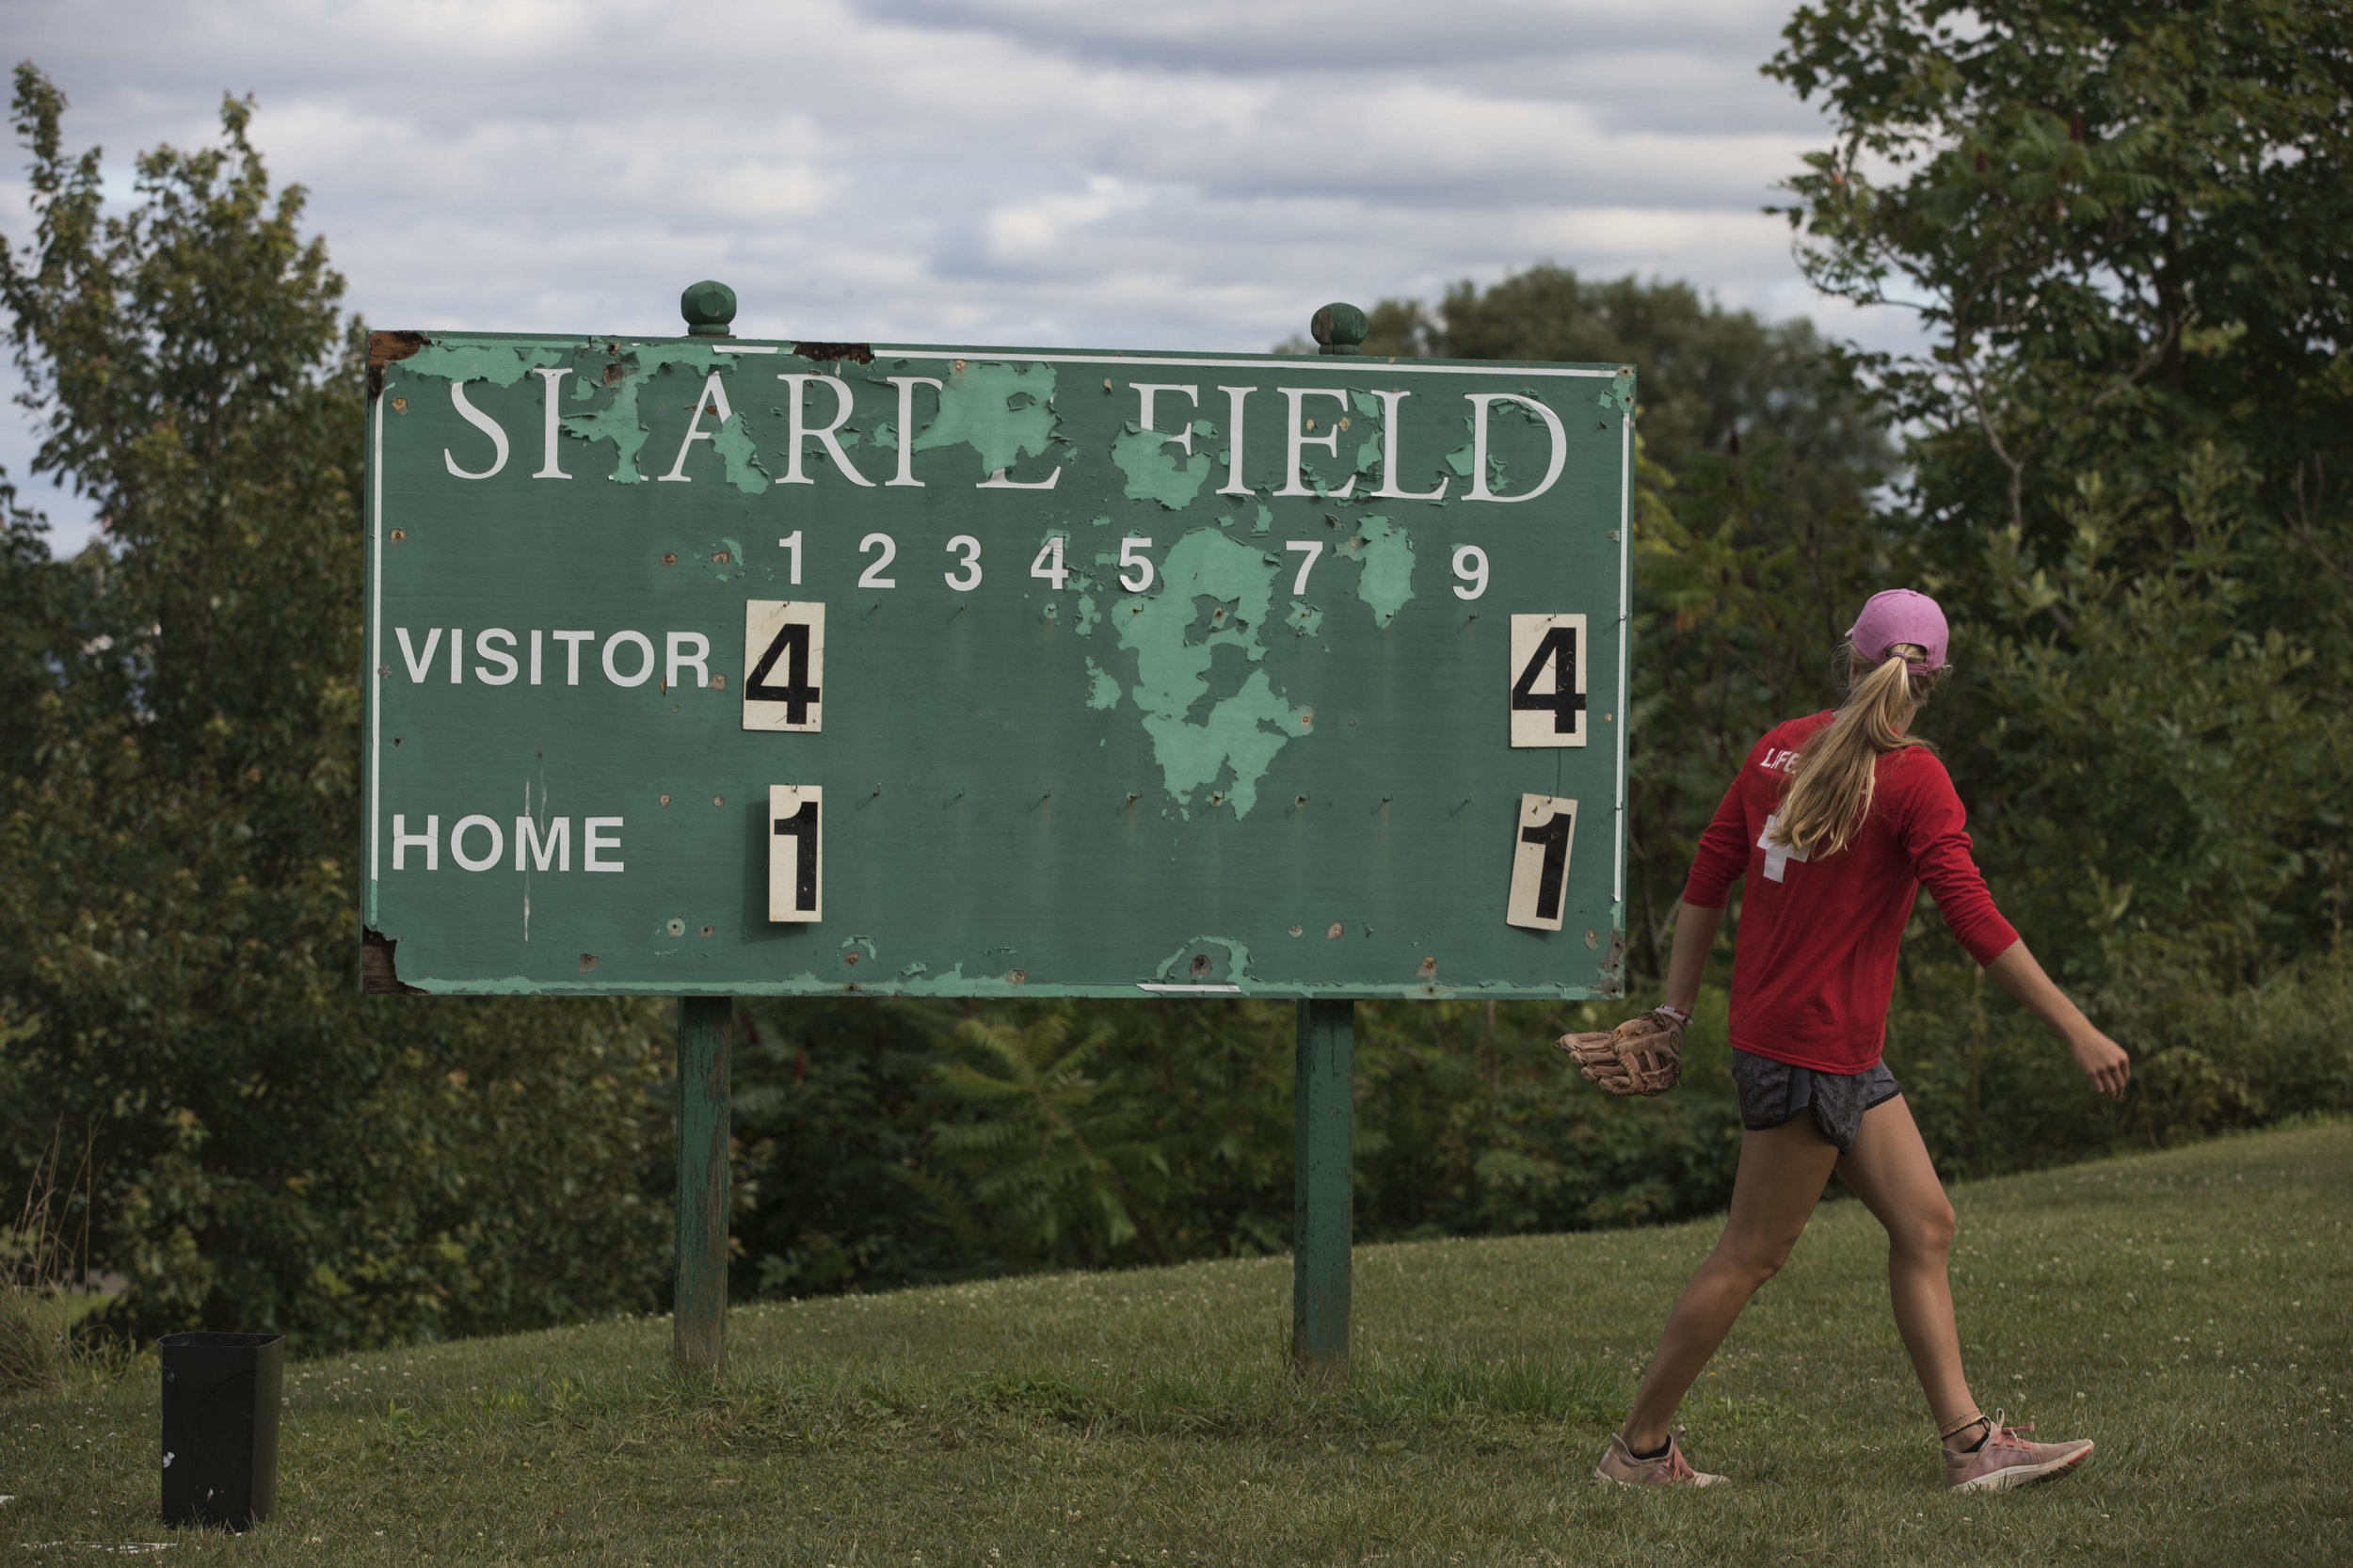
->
xmin=360 ymin=332 xmax=1631 ymax=999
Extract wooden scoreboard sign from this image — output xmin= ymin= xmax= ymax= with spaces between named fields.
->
xmin=360 ymin=298 xmax=1631 ymax=1001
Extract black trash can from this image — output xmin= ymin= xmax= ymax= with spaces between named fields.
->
xmin=159 ymin=1332 xmax=284 ymax=1530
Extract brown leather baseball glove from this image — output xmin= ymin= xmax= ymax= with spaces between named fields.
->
xmin=1556 ymin=1008 xmax=1685 ymax=1097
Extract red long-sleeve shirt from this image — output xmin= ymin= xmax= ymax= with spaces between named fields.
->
xmin=1681 ymin=711 xmax=2020 ymax=1073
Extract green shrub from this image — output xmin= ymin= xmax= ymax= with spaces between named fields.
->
xmin=0 ymin=69 xmax=671 ymax=1350
xmin=1889 ymin=950 xmax=2353 ymax=1178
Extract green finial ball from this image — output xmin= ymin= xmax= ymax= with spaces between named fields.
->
xmin=1312 ymin=301 xmax=1368 ymax=356
xmin=680 ymin=280 xmax=738 ymax=337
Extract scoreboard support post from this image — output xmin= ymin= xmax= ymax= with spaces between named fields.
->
xmin=1291 ymin=1000 xmax=1354 ymax=1385
xmin=674 ymin=997 xmax=732 ymax=1371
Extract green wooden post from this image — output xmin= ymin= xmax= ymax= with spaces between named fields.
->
xmin=674 ymin=996 xmax=732 ymax=1371
xmin=671 ymin=276 xmax=739 ymax=1376
xmin=1292 ymin=999 xmax=1354 ymax=1385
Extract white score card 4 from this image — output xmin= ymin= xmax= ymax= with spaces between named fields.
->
xmin=744 ymin=600 xmax=824 ymax=732
xmin=1508 ymin=614 xmax=1587 ymax=747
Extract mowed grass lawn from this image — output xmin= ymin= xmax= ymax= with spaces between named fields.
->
xmin=6 ymin=1125 xmax=2347 ymax=1566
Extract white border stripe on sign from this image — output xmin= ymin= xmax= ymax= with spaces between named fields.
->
xmin=1616 ymin=410 xmax=1631 ymax=909
xmin=369 ymin=392 xmax=385 ymax=888
xmin=492 ymin=340 xmax=1619 ymax=379
xmin=868 ymin=353 xmax=1616 ymax=378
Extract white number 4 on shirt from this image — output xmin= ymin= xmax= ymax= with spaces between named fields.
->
xmin=1758 ymin=811 xmax=1812 ymax=883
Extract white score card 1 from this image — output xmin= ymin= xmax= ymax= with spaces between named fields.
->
xmin=1506 ymin=793 xmax=1577 ymax=931
xmin=768 ymin=785 xmax=823 ymax=922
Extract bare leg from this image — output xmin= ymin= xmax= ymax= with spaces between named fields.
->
xmin=1834 ymin=1095 xmax=1977 ymax=1433
xmin=1621 ymin=1116 xmax=1840 ymax=1451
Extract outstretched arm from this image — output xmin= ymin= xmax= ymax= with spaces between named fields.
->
xmin=1983 ymin=940 xmax=2130 ymax=1101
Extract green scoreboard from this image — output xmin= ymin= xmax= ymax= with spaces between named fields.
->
xmin=360 ymin=311 xmax=1632 ymax=1000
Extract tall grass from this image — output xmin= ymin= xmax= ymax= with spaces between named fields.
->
xmin=0 ymin=1128 xmax=93 ymax=1399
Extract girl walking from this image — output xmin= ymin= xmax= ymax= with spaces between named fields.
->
xmin=1585 ymin=589 xmax=2130 ymax=1492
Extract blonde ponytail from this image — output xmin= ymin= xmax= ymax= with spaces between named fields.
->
xmin=1772 ymin=642 xmax=1942 ymax=858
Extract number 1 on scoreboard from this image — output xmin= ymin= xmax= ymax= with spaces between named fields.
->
xmin=1505 ymin=793 xmax=1577 ymax=931
xmin=744 ymin=600 xmax=824 ymax=732
xmin=769 ymin=785 xmax=823 ymax=922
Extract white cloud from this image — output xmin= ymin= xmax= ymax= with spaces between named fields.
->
xmin=984 ymin=175 xmax=1149 ymax=268
xmin=0 ymin=0 xmax=1922 ymax=552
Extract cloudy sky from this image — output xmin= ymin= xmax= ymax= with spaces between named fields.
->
xmin=4 ymin=0 xmax=1891 ymax=548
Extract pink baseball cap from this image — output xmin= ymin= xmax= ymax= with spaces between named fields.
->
xmin=1849 ymin=589 xmax=1948 ymax=672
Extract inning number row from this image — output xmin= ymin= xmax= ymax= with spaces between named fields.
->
xmin=779 ymin=530 xmax=1497 ymax=600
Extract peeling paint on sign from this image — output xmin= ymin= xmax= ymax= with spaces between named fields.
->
xmin=912 ymin=361 xmax=1061 ymax=478
xmin=1082 ymin=656 xmax=1121 ymax=711
xmin=554 ymin=343 xmax=761 ymax=486
xmin=1110 ymin=419 xmax=1216 ymax=509
xmin=709 ymin=420 xmax=771 ymax=492
xmin=1108 ymin=530 xmax=1308 ymax=820
xmin=1155 ymin=935 xmax=1251 ymax=984
xmin=403 ymin=340 xmax=567 ymax=387
xmin=1335 ymin=515 xmax=1416 ymax=629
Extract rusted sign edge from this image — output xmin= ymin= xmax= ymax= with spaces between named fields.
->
xmin=366 ymin=330 xmax=426 ymax=401
xmin=792 ymin=341 xmax=873 ymax=364
xmin=360 ymin=928 xmax=426 ymax=995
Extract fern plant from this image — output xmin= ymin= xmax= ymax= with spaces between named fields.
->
xmin=922 ymin=1010 xmax=1171 ymax=1269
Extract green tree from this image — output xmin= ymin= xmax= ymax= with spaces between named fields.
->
xmin=730 ymin=1000 xmax=969 ymax=1295
xmin=1765 ymin=0 xmax=2353 ymax=982
xmin=0 ymin=66 xmax=668 ymax=1348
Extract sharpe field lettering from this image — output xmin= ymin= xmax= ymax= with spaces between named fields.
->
xmin=361 ymin=317 xmax=1632 ymax=999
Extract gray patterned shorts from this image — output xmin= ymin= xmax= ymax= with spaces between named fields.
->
xmin=1730 ymin=1048 xmax=1902 ymax=1152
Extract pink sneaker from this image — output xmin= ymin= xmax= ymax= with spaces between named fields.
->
xmin=1593 ymin=1430 xmax=1727 ymax=1487
xmin=1944 ymin=1413 xmax=2094 ymax=1492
